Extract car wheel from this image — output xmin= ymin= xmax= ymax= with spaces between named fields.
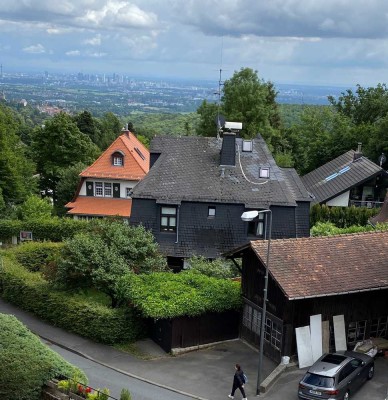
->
xmin=343 ymin=391 xmax=350 ymax=400
xmin=367 ymin=364 xmax=374 ymax=380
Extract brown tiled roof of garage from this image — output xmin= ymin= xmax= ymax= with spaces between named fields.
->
xmin=250 ymin=231 xmax=388 ymax=300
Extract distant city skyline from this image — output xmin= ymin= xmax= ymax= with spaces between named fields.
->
xmin=2 ymin=1 xmax=388 ymax=87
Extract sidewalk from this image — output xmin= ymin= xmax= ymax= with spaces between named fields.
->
xmin=0 ymin=298 xmax=277 ymax=400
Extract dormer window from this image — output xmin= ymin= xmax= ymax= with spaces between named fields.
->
xmin=259 ymin=167 xmax=270 ymax=179
xmin=111 ymin=151 xmax=124 ymax=166
xmin=242 ymin=140 xmax=253 ymax=152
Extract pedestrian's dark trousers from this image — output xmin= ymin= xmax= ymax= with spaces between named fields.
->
xmin=231 ymin=382 xmax=246 ymax=398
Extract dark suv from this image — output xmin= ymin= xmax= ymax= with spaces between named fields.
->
xmin=298 ymin=351 xmax=374 ymax=400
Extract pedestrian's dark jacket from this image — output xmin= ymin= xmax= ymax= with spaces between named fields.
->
xmin=233 ymin=370 xmax=245 ymax=387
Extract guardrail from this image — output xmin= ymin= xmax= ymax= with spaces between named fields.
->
xmin=349 ymin=200 xmax=383 ymax=208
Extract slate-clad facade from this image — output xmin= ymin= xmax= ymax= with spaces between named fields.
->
xmin=130 ymin=133 xmax=311 ymax=264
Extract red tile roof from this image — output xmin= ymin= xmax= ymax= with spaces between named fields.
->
xmin=250 ymin=231 xmax=388 ymax=300
xmin=66 ymin=197 xmax=132 ymax=217
xmin=80 ymin=131 xmax=149 ymax=180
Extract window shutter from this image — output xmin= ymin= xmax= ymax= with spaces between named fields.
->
xmin=86 ymin=181 xmax=94 ymax=196
xmin=113 ymin=183 xmax=120 ymax=198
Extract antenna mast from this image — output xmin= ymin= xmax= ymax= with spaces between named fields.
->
xmin=216 ymin=38 xmax=224 ymax=139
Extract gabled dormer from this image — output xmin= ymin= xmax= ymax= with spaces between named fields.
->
xmin=112 ymin=150 xmax=125 ymax=166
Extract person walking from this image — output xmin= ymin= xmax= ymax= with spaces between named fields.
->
xmin=228 ymin=363 xmax=247 ymax=400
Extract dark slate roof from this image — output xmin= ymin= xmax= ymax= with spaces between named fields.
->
xmin=249 ymin=231 xmax=388 ymax=300
xmin=132 ymin=135 xmax=310 ymax=208
xmin=370 ymin=193 xmax=388 ymax=225
xmin=301 ymin=150 xmax=385 ymax=204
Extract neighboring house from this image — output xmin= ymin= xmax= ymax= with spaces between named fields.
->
xmin=130 ymin=131 xmax=311 ymax=267
xmin=225 ymin=231 xmax=388 ymax=362
xmin=370 ymin=192 xmax=388 ymax=225
xmin=302 ymin=144 xmax=388 ymax=208
xmin=66 ymin=129 xmax=149 ymax=221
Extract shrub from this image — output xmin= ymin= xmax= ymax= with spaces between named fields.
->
xmin=0 ymin=255 xmax=146 ymax=344
xmin=120 ymin=388 xmax=132 ymax=400
xmin=9 ymin=241 xmax=63 ymax=272
xmin=0 ymin=313 xmax=87 ymax=400
xmin=187 ymin=256 xmax=239 ymax=279
xmin=117 ymin=271 xmax=242 ymax=319
xmin=311 ymin=221 xmax=388 ymax=236
xmin=310 ymin=204 xmax=379 ymax=228
xmin=0 ymin=217 xmax=89 ymax=243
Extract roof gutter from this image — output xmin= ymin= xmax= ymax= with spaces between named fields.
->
xmin=289 ymin=285 xmax=388 ymax=300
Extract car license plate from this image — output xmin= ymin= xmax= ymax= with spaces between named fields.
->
xmin=309 ymin=389 xmax=322 ymax=395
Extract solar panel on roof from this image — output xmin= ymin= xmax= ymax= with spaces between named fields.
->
xmin=324 ymin=165 xmax=351 ymax=182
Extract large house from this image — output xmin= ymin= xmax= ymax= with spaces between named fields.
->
xmin=66 ymin=129 xmax=149 ymax=221
xmin=130 ymin=131 xmax=311 ymax=267
xmin=225 ymin=230 xmax=388 ymax=363
xmin=302 ymin=144 xmax=388 ymax=208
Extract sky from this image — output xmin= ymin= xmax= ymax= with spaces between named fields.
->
xmin=1 ymin=0 xmax=388 ymax=87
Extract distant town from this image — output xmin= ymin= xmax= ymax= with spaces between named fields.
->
xmin=0 ymin=69 xmax=351 ymax=116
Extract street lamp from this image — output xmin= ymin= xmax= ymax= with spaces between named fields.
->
xmin=241 ymin=209 xmax=272 ymax=396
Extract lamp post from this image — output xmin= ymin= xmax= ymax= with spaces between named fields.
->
xmin=241 ymin=209 xmax=272 ymax=396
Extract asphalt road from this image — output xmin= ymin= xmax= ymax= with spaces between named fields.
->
xmin=260 ymin=356 xmax=388 ymax=400
xmin=44 ymin=339 xmax=197 ymax=400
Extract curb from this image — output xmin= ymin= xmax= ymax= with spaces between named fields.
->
xmin=260 ymin=361 xmax=298 ymax=393
xmin=40 ymin=335 xmax=210 ymax=400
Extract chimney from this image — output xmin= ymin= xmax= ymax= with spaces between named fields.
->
xmin=353 ymin=142 xmax=362 ymax=161
xmin=220 ymin=132 xmax=236 ymax=166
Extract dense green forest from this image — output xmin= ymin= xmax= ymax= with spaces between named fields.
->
xmin=1 ymin=69 xmax=387 ymax=218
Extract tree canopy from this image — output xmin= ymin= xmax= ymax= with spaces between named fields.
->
xmin=0 ymin=104 xmax=37 ymax=209
xmin=30 ymin=112 xmax=100 ymax=200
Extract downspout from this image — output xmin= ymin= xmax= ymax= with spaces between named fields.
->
xmin=175 ymin=205 xmax=180 ymax=244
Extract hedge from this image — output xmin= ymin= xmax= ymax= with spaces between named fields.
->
xmin=310 ymin=204 xmax=379 ymax=228
xmin=0 ymin=218 xmax=89 ymax=243
xmin=0 ymin=313 xmax=87 ymax=400
xmin=9 ymin=241 xmax=63 ymax=272
xmin=0 ymin=255 xmax=147 ymax=344
xmin=118 ymin=271 xmax=242 ymax=319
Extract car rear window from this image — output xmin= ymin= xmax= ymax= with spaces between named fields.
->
xmin=303 ymin=373 xmax=335 ymax=388
xmin=321 ymin=354 xmax=347 ymax=365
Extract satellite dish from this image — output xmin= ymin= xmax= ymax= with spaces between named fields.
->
xmin=214 ymin=114 xmax=225 ymax=128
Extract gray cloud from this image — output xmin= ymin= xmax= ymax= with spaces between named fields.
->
xmin=1 ymin=0 xmax=388 ymax=86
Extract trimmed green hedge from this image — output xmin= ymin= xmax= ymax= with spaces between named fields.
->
xmin=310 ymin=204 xmax=379 ymax=228
xmin=0 ymin=313 xmax=87 ymax=400
xmin=0 ymin=255 xmax=146 ymax=344
xmin=311 ymin=221 xmax=388 ymax=236
xmin=9 ymin=241 xmax=63 ymax=272
xmin=118 ymin=271 xmax=242 ymax=319
xmin=0 ymin=218 xmax=89 ymax=243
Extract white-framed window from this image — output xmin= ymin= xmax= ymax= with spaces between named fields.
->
xmin=113 ymin=156 xmax=123 ymax=166
xmin=259 ymin=167 xmax=270 ymax=179
xmin=126 ymin=187 xmax=133 ymax=198
xmin=208 ymin=206 xmax=216 ymax=218
xmin=104 ymin=183 xmax=112 ymax=197
xmin=160 ymin=206 xmax=177 ymax=232
xmin=95 ymin=182 xmax=103 ymax=197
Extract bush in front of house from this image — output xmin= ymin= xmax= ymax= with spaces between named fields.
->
xmin=0 ymin=255 xmax=146 ymax=344
xmin=186 ymin=256 xmax=239 ymax=279
xmin=117 ymin=270 xmax=242 ymax=319
xmin=0 ymin=313 xmax=87 ymax=400
xmin=310 ymin=203 xmax=379 ymax=228
xmin=8 ymin=241 xmax=63 ymax=272
xmin=311 ymin=221 xmax=388 ymax=236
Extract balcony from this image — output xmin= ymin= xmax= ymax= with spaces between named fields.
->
xmin=349 ymin=200 xmax=384 ymax=208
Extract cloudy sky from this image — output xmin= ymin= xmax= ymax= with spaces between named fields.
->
xmin=2 ymin=0 xmax=388 ymax=86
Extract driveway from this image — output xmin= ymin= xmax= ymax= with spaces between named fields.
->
xmin=260 ymin=356 xmax=388 ymax=400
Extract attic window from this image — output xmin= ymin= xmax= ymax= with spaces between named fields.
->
xmin=112 ymin=151 xmax=124 ymax=166
xmin=135 ymin=147 xmax=146 ymax=160
xmin=208 ymin=206 xmax=216 ymax=218
xmin=259 ymin=167 xmax=270 ymax=179
xmin=242 ymin=140 xmax=253 ymax=152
